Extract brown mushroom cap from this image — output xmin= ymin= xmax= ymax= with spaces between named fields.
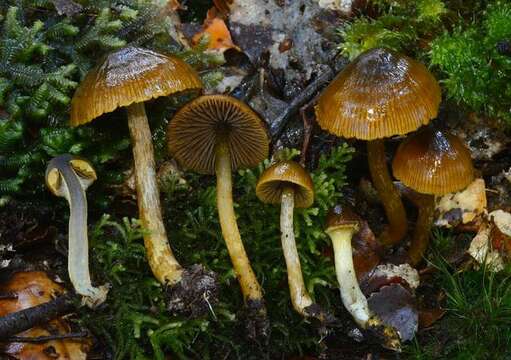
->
xmin=256 ymin=160 xmax=314 ymax=208
xmin=325 ymin=204 xmax=362 ymax=232
xmin=167 ymin=95 xmax=270 ymax=174
xmin=315 ymin=48 xmax=441 ymax=140
xmin=70 ymin=46 xmax=203 ymax=126
xmin=392 ymin=128 xmax=475 ymax=195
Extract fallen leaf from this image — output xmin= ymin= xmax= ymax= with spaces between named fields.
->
xmin=168 ymin=0 xmax=185 ymax=11
xmin=352 ymin=220 xmax=381 ymax=281
xmin=368 ymin=284 xmax=418 ymax=342
xmin=192 ymin=8 xmax=240 ymax=53
xmin=436 ymin=178 xmax=487 ymax=228
xmin=467 ymin=222 xmax=504 ymax=272
xmin=213 ymin=0 xmax=233 ymax=15
xmin=489 ymin=210 xmax=511 ymax=257
xmin=0 ymin=272 xmax=90 ymax=359
xmin=419 ymin=307 xmax=446 ymax=329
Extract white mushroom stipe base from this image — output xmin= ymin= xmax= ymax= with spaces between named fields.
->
xmin=327 ymin=225 xmax=370 ymax=327
xmin=280 ymin=187 xmax=313 ymax=315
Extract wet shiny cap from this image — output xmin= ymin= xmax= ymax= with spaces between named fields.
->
xmin=70 ymin=46 xmax=203 ymax=126
xmin=392 ymin=128 xmax=474 ymax=195
xmin=256 ymin=160 xmax=314 ymax=208
xmin=325 ymin=204 xmax=362 ymax=233
xmin=167 ymin=95 xmax=270 ymax=174
xmin=315 ymin=48 xmax=441 ymax=140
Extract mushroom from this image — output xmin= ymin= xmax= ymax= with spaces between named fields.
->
xmin=167 ymin=95 xmax=270 ymax=323
xmin=46 ymin=154 xmax=108 ymax=307
xmin=70 ymin=47 xmax=202 ymax=289
xmin=256 ymin=160 xmax=330 ymax=320
xmin=315 ymin=48 xmax=441 ymax=246
xmin=324 ymin=204 xmax=401 ymax=350
xmin=392 ymin=128 xmax=475 ymax=265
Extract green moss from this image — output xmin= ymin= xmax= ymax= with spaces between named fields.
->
xmin=403 ymin=231 xmax=511 ymax=359
xmin=430 ymin=1 xmax=511 ymax=125
xmin=0 ymin=1 xmax=222 ymax=201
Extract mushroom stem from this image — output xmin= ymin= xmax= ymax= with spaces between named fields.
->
xmin=327 ymin=227 xmax=370 ymax=328
xmin=126 ymin=102 xmax=183 ymax=285
xmin=215 ymin=140 xmax=263 ymax=302
xmin=58 ymin=165 xmax=107 ymax=306
xmin=367 ymin=139 xmax=407 ymax=246
xmin=280 ymin=186 xmax=313 ymax=316
xmin=408 ymin=194 xmax=435 ymax=266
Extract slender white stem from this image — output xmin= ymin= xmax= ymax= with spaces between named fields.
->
xmin=329 ymin=228 xmax=371 ymax=328
xmin=280 ymin=187 xmax=313 ymax=315
xmin=60 ymin=165 xmax=108 ymax=307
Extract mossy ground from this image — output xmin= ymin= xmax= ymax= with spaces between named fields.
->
xmin=1 ymin=0 xmax=511 ymax=359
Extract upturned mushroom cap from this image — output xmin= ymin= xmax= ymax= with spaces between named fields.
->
xmin=325 ymin=204 xmax=362 ymax=233
xmin=392 ymin=128 xmax=475 ymax=195
xmin=46 ymin=155 xmax=97 ymax=197
xmin=167 ymin=95 xmax=270 ymax=174
xmin=255 ymin=160 xmax=314 ymax=208
xmin=70 ymin=46 xmax=203 ymax=126
xmin=315 ymin=48 xmax=441 ymax=140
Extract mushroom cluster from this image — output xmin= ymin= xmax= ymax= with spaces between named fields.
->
xmin=42 ymin=44 xmax=475 ymax=350
xmin=69 ymin=46 xmax=218 ymax=315
xmin=315 ymin=47 xmax=441 ymax=246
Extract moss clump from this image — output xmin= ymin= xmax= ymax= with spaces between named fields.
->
xmin=430 ymin=2 xmax=511 ymax=125
xmin=0 ymin=1 xmax=222 ymax=203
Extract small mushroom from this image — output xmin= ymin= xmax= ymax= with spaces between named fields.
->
xmin=46 ymin=154 xmax=108 ymax=307
xmin=324 ymin=204 xmax=401 ymax=351
xmin=315 ymin=48 xmax=441 ymax=246
xmin=256 ymin=160 xmax=331 ymax=321
xmin=392 ymin=128 xmax=475 ymax=265
xmin=167 ymin=95 xmax=270 ymax=329
xmin=70 ymin=47 xmax=202 ymax=288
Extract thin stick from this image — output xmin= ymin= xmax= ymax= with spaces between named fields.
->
xmin=0 ymin=294 xmax=75 ymax=339
xmin=4 ymin=332 xmax=88 ymax=344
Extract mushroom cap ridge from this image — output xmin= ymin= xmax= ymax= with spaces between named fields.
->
xmin=256 ymin=160 xmax=314 ymax=208
xmin=167 ymin=94 xmax=270 ymax=175
xmin=70 ymin=46 xmax=203 ymax=126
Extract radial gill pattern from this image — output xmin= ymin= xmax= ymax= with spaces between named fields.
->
xmin=256 ymin=160 xmax=314 ymax=208
xmin=392 ymin=128 xmax=474 ymax=195
xmin=70 ymin=46 xmax=203 ymax=126
xmin=167 ymin=95 xmax=270 ymax=175
xmin=315 ymin=48 xmax=441 ymax=140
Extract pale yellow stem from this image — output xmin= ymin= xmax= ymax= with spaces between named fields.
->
xmin=127 ymin=102 xmax=183 ymax=285
xmin=280 ymin=186 xmax=313 ymax=316
xmin=327 ymin=227 xmax=371 ymax=328
xmin=215 ymin=141 xmax=263 ymax=302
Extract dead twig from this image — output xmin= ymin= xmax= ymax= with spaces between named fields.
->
xmin=0 ymin=293 xmax=75 ymax=339
xmin=270 ymin=66 xmax=334 ymax=139
xmin=4 ymin=331 xmax=88 ymax=343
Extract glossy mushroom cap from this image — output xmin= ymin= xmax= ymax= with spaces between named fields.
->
xmin=255 ymin=160 xmax=314 ymax=208
xmin=167 ymin=95 xmax=270 ymax=174
xmin=392 ymin=128 xmax=475 ymax=195
xmin=70 ymin=46 xmax=203 ymax=126
xmin=315 ymin=48 xmax=441 ymax=140
xmin=325 ymin=204 xmax=362 ymax=233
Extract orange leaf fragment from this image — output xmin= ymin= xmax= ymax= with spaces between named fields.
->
xmin=192 ymin=8 xmax=240 ymax=53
